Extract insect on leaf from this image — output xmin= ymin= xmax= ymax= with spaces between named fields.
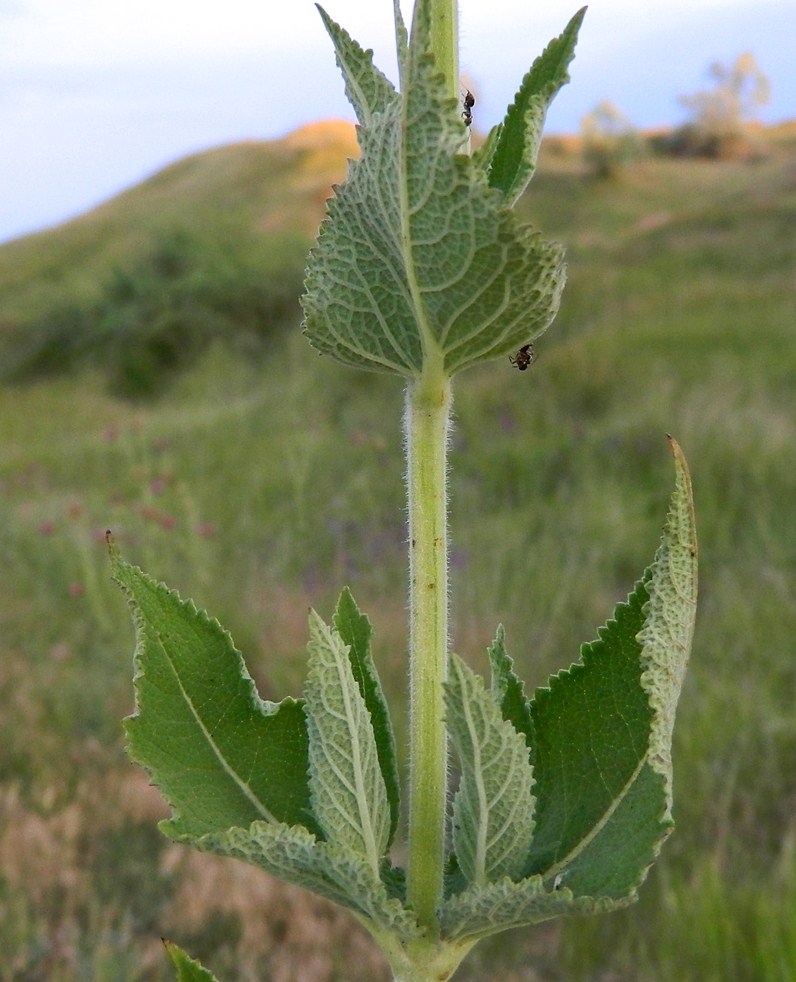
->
xmin=302 ymin=1 xmax=566 ymax=377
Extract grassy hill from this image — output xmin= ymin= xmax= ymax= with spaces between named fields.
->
xmin=1 ymin=123 xmax=795 ymax=981
xmin=0 ymin=121 xmax=357 ymax=321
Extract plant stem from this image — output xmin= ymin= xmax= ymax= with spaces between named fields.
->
xmin=426 ymin=0 xmax=459 ymax=101
xmin=403 ymin=0 xmax=459 ymax=935
xmin=405 ymin=366 xmax=452 ymax=931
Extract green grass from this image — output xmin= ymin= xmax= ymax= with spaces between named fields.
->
xmin=1 ymin=127 xmax=795 ymax=980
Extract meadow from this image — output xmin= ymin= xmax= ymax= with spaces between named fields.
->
xmin=1 ymin=123 xmax=795 ymax=980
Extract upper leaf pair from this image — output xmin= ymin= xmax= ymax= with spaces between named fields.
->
xmin=301 ymin=5 xmax=586 ymax=378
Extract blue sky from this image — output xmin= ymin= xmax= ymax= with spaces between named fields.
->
xmin=1 ymin=0 xmax=793 ymax=244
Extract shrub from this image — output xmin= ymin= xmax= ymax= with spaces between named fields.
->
xmin=581 ymin=100 xmax=644 ymax=177
xmin=3 ymin=229 xmax=307 ymax=398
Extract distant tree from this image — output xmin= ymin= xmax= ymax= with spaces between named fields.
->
xmin=580 ymin=100 xmax=644 ymax=178
xmin=674 ymin=52 xmax=771 ymax=158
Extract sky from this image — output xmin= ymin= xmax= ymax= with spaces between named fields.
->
xmin=1 ymin=0 xmax=794 ymax=244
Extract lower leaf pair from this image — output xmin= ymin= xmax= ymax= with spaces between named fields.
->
xmin=111 ymin=438 xmax=695 ymax=974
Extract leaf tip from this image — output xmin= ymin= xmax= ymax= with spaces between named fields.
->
xmin=105 ymin=529 xmax=119 ymax=559
xmin=307 ymin=607 xmax=335 ymax=647
xmin=665 ymin=431 xmax=685 ymax=457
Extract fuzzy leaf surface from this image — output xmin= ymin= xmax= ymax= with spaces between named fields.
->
xmin=163 ymin=941 xmax=220 ymax=982
xmin=304 ymin=610 xmax=390 ymax=874
xmin=488 ymin=626 xmax=534 ymax=753
xmin=525 ymin=438 xmax=697 ymax=899
xmin=440 ymin=874 xmax=622 ymax=941
xmin=333 ymin=588 xmax=400 ymax=845
xmin=302 ymin=6 xmax=566 ymax=377
xmin=447 ymin=654 xmax=535 ymax=887
xmin=316 ymin=6 xmax=396 ymax=124
xmin=188 ymin=821 xmax=421 ymax=941
xmin=392 ymin=0 xmax=409 ymax=86
xmin=471 ymin=122 xmax=503 ymax=173
xmin=112 ymin=549 xmax=317 ymax=838
xmin=486 ymin=8 xmax=586 ymax=206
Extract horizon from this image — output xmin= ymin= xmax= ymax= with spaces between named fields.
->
xmin=2 ymin=0 xmax=794 ymax=246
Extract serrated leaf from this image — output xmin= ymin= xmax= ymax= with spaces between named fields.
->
xmin=439 ymin=874 xmax=622 ymax=942
xmin=333 ymin=588 xmax=400 ymax=845
xmin=316 ymin=5 xmax=397 ymax=125
xmin=488 ymin=626 xmax=534 ymax=753
xmin=302 ymin=7 xmax=566 ymax=377
xmin=487 ymin=8 xmax=586 ymax=206
xmin=525 ymin=571 xmax=665 ymax=899
xmin=112 ymin=549 xmax=318 ymax=838
xmin=446 ymin=654 xmax=535 ymax=887
xmin=163 ymin=940 xmax=220 ymax=982
xmin=638 ymin=437 xmax=698 ymax=784
xmin=188 ymin=821 xmax=421 ymax=942
xmin=524 ymin=439 xmax=697 ymax=899
xmin=304 ymin=610 xmax=390 ymax=874
xmin=471 ymin=122 xmax=503 ymax=172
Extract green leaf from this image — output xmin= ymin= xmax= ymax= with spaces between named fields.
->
xmin=304 ymin=610 xmax=391 ymax=874
xmin=188 ymin=821 xmax=421 ymax=941
xmin=302 ymin=9 xmax=566 ymax=378
xmin=316 ymin=5 xmax=397 ymax=125
xmin=163 ymin=940 xmax=220 ymax=982
xmin=441 ymin=440 xmax=696 ymax=939
xmin=392 ymin=0 xmax=409 ymax=87
xmin=524 ymin=438 xmax=697 ymax=899
xmin=486 ymin=8 xmax=586 ymax=206
xmin=112 ymin=549 xmax=318 ymax=838
xmin=488 ymin=625 xmax=534 ymax=753
xmin=446 ymin=654 xmax=535 ymax=887
xmin=525 ymin=571 xmax=665 ymax=898
xmin=439 ymin=874 xmax=622 ymax=942
xmin=333 ymin=588 xmax=400 ymax=846
xmin=638 ymin=437 xmax=699 ymax=789
xmin=471 ymin=121 xmax=503 ymax=173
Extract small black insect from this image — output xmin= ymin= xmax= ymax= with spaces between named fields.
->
xmin=462 ymin=89 xmax=475 ymax=127
xmin=509 ymin=344 xmax=536 ymax=371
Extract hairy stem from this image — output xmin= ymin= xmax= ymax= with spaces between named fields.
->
xmin=405 ymin=367 xmax=452 ymax=931
xmin=403 ymin=0 xmax=460 ymax=937
xmin=426 ymin=0 xmax=459 ymax=101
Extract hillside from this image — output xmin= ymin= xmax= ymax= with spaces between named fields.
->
xmin=3 ymin=119 xmax=794 ymax=394
xmin=0 ymin=120 xmax=358 ymax=323
xmin=1 ymin=121 xmax=796 ymax=981
xmin=2 ymin=119 xmax=793 ymax=327
xmin=2 ymin=119 xmax=794 ymax=322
